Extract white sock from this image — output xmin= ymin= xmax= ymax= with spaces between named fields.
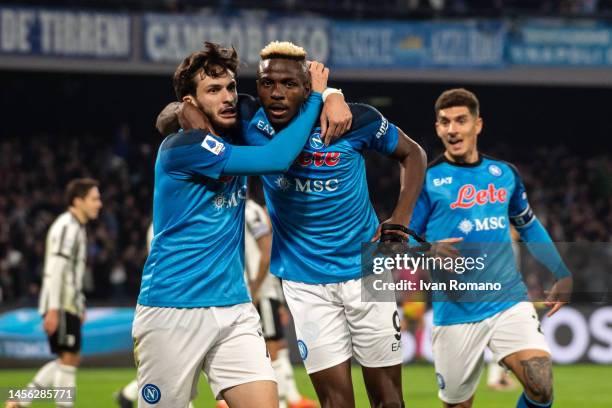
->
xmin=188 ymin=402 xmax=194 ymax=408
xmin=277 ymin=348 xmax=301 ymax=403
xmin=54 ymin=364 xmax=77 ymax=407
xmin=272 ymin=357 xmax=287 ymax=408
xmin=17 ymin=360 xmax=59 ymax=407
xmin=487 ymin=362 xmax=504 ymax=385
xmin=122 ymin=379 xmax=139 ymax=401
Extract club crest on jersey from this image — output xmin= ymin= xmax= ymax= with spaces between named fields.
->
xmin=310 ymin=132 xmax=324 ymax=150
xmin=142 ymin=384 xmax=161 ymax=404
xmin=488 ymin=164 xmax=502 ymax=176
xmin=450 ymin=184 xmax=507 ymax=209
xmin=201 ymin=135 xmax=225 ymax=156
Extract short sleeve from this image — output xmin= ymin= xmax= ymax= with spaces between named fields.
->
xmin=245 ymin=201 xmax=271 ymax=240
xmin=159 ymin=130 xmax=232 ymax=181
xmin=345 ymin=104 xmax=399 ymax=155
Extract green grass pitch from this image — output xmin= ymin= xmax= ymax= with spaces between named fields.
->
xmin=1 ymin=364 xmax=610 ymax=407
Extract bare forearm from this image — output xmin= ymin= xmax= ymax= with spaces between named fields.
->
xmin=391 ymin=135 xmax=427 ymax=226
xmin=156 ymin=102 xmax=181 ymax=136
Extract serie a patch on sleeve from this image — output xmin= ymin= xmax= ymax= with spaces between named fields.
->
xmin=201 ymin=135 xmax=226 ymax=156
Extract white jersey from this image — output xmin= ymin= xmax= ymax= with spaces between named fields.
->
xmin=38 ymin=211 xmax=87 ymax=316
xmin=244 ymin=200 xmax=282 ymax=301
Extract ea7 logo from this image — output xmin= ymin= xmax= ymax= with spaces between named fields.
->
xmin=475 ymin=216 xmax=506 ymax=231
xmin=433 ymin=177 xmax=452 ymax=187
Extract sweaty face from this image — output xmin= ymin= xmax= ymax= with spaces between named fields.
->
xmin=257 ymin=59 xmax=310 ymax=129
xmin=435 ymin=106 xmax=482 ymax=162
xmin=189 ymin=70 xmax=238 ymax=131
xmin=79 ymin=187 xmax=103 ymax=221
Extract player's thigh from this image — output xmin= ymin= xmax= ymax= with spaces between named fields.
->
xmin=341 ymin=279 xmax=403 ymax=368
xmin=488 ymin=302 xmax=550 ymax=365
xmin=221 ymin=380 xmax=278 ymax=408
xmin=432 ymin=322 xmax=489 ymax=405
xmin=489 ymin=302 xmax=552 ymax=400
xmin=361 ymin=364 xmax=403 ymax=404
xmin=282 ymin=280 xmax=352 ymax=374
xmin=309 ymin=359 xmax=355 ymax=408
xmin=132 ymin=305 xmax=212 ymax=407
xmin=203 ymin=303 xmax=277 ymax=401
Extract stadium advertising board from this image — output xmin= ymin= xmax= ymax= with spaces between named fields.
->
xmin=509 ymin=19 xmax=612 ymax=66
xmin=0 ymin=6 xmax=131 ymax=59
xmin=330 ymin=20 xmax=506 ymax=68
xmin=142 ymin=13 xmax=329 ymax=65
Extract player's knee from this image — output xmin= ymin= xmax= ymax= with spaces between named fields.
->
xmin=522 ymin=356 xmax=553 ymax=403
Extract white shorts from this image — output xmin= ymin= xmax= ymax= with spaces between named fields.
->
xmin=283 ymin=278 xmax=403 ymax=374
xmin=432 ymin=302 xmax=550 ymax=404
xmin=132 ymin=303 xmax=276 ymax=407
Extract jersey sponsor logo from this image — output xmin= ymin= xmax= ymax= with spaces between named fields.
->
xmin=376 ymin=117 xmax=389 ymax=139
xmin=450 ymin=183 xmax=507 ymax=209
xmin=274 ymin=176 xmax=339 ymax=193
xmin=488 ymin=164 xmax=502 ymax=176
xmin=309 ymin=132 xmax=324 ymax=150
xmin=297 ymin=340 xmax=308 ymax=360
xmin=296 ymin=151 xmax=341 ymax=167
xmin=212 ymin=185 xmax=247 ymax=209
xmin=458 ymin=216 xmax=507 ymax=235
xmin=142 ymin=384 xmax=161 ymax=404
xmin=257 ymin=120 xmax=276 ymax=136
xmin=201 ymin=135 xmax=225 ymax=156
xmin=433 ymin=176 xmax=453 ymax=187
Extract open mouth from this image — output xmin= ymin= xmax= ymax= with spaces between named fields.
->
xmin=219 ymin=106 xmax=237 ymax=118
xmin=268 ymin=104 xmax=289 ymax=118
xmin=448 ymin=139 xmax=463 ymax=148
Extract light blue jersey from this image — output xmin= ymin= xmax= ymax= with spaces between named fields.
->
xmin=410 ymin=154 xmax=535 ymax=325
xmin=139 ymin=131 xmax=250 ymax=307
xmin=244 ymin=104 xmax=399 ymax=284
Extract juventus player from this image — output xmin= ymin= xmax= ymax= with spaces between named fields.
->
xmin=6 ymin=178 xmax=102 ymax=408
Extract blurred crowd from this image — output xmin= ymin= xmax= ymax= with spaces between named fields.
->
xmin=15 ymin=0 xmax=612 ymax=17
xmin=0 ymin=128 xmax=610 ymax=307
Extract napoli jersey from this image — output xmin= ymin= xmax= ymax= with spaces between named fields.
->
xmin=243 ymin=104 xmax=399 ymax=283
xmin=138 ymin=129 xmax=250 ymax=307
xmin=410 ymin=154 xmax=534 ymax=325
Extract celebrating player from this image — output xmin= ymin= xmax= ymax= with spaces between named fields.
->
xmin=410 ymin=88 xmax=573 ymax=408
xmin=133 ymin=43 xmax=329 ymax=408
xmin=166 ymin=41 xmax=427 ymax=408
xmin=5 ymin=178 xmax=102 ymax=408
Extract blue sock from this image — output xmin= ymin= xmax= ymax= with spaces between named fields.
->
xmin=516 ymin=392 xmax=552 ymax=408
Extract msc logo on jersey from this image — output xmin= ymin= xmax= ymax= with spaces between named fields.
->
xmin=488 ymin=164 xmax=502 ymax=177
xmin=274 ymin=176 xmax=339 ymax=193
xmin=142 ymin=384 xmax=161 ymax=404
xmin=201 ymin=135 xmax=225 ymax=156
xmin=450 ymin=184 xmax=507 ymax=209
xmin=433 ymin=176 xmax=452 ymax=187
xmin=310 ymin=133 xmax=324 ymax=150
xmin=296 ymin=151 xmax=341 ymax=167
xmin=297 ymin=340 xmax=308 ymax=360
xmin=458 ymin=216 xmax=507 ymax=235
xmin=212 ymin=185 xmax=247 ymax=210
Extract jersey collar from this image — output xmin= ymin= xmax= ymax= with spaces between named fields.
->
xmin=442 ymin=153 xmax=483 ymax=168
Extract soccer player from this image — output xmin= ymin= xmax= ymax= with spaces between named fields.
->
xmin=167 ymin=41 xmax=427 ymax=407
xmin=133 ymin=43 xmax=329 ymax=408
xmin=409 ymin=88 xmax=573 ymax=408
xmin=5 ymin=178 xmax=102 ymax=408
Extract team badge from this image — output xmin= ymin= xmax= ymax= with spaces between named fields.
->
xmin=297 ymin=340 xmax=308 ymax=360
xmin=309 ymin=133 xmax=324 ymax=150
xmin=142 ymin=384 xmax=161 ymax=404
xmin=488 ymin=164 xmax=502 ymax=177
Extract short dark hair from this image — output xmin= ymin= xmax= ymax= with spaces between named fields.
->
xmin=435 ymin=88 xmax=480 ymax=117
xmin=65 ymin=178 xmax=99 ymax=207
xmin=173 ymin=42 xmax=239 ymax=101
